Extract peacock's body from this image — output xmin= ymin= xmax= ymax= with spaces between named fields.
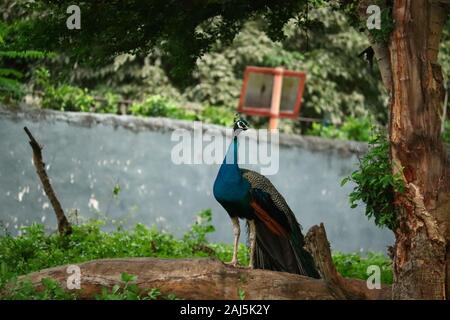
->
xmin=213 ymin=117 xmax=320 ymax=278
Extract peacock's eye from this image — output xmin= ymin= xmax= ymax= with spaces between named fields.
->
xmin=237 ymin=120 xmax=246 ymax=129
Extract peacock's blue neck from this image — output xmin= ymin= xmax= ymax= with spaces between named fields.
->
xmin=218 ymin=136 xmax=241 ymax=179
xmin=224 ymin=136 xmax=238 ymax=164
xmin=213 ymin=135 xmax=249 ymax=201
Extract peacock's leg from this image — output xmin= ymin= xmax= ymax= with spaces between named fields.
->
xmin=248 ymin=219 xmax=256 ymax=269
xmin=226 ymin=216 xmax=240 ymax=267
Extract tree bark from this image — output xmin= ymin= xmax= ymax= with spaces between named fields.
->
xmin=356 ymin=0 xmax=450 ymax=299
xmin=388 ymin=0 xmax=450 ymax=299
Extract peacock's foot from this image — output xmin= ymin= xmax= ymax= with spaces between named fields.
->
xmin=225 ymin=260 xmax=239 ymax=267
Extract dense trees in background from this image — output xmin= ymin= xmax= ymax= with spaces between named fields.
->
xmin=1 ymin=1 xmax=449 ymax=131
xmin=64 ymin=11 xmax=387 ymax=128
xmin=0 ymin=0 xmax=450 ymax=299
xmin=1 ymin=1 xmax=391 ymax=131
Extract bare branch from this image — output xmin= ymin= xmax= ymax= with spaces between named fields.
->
xmin=24 ymin=127 xmax=72 ymax=236
xmin=305 ymin=223 xmax=391 ymax=300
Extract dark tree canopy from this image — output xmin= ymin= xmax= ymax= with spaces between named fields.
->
xmin=16 ymin=0 xmax=322 ymax=78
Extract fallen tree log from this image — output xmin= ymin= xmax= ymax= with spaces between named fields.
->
xmin=13 ymin=258 xmax=336 ymax=299
xmin=8 ymin=257 xmax=391 ymax=300
xmin=4 ymin=223 xmax=392 ymax=300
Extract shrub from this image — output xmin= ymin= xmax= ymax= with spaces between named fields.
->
xmin=0 ymin=210 xmax=239 ymax=290
xmin=0 ymin=209 xmax=393 ymax=299
xmin=0 ymin=22 xmax=48 ymax=101
xmin=130 ymin=95 xmax=196 ymax=120
xmin=341 ymin=132 xmax=404 ymax=230
xmin=333 ymin=251 xmax=393 ymax=284
xmin=199 ymin=105 xmax=235 ymax=127
xmin=35 ymin=68 xmax=120 ymax=113
xmin=3 ymin=278 xmax=76 ymax=300
xmin=306 ymin=116 xmax=373 ymax=142
xmin=95 ymin=92 xmax=120 ymax=114
xmin=42 ymin=84 xmax=95 ymax=112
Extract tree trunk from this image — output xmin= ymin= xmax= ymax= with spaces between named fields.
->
xmin=388 ymin=0 xmax=450 ymax=299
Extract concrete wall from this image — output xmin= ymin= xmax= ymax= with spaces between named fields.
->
xmin=0 ymin=106 xmax=394 ymax=253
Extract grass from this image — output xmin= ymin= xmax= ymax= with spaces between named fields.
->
xmin=0 ymin=209 xmax=393 ymax=299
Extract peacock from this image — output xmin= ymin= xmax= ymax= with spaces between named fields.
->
xmin=213 ymin=116 xmax=320 ymax=278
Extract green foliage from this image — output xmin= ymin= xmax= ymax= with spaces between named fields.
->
xmin=0 ymin=210 xmax=244 ymax=292
xmin=238 ymin=288 xmax=246 ymax=300
xmin=439 ymin=19 xmax=450 ymax=78
xmin=368 ymin=7 xmax=395 ymax=43
xmin=0 ymin=22 xmax=47 ymax=100
xmin=332 ymin=0 xmax=360 ymax=29
xmin=94 ymin=272 xmax=165 ymax=300
xmin=35 ymin=68 xmax=117 ymax=113
xmin=332 ymin=251 xmax=393 ymax=284
xmin=34 ymin=6 xmax=388 ymax=128
xmin=42 ymin=85 xmax=95 ymax=112
xmin=199 ymin=106 xmax=236 ymax=127
xmin=3 ymin=273 xmax=173 ymax=300
xmin=0 ymin=209 xmax=249 ymax=299
xmin=183 ymin=209 xmax=215 ymax=246
xmin=95 ymin=92 xmax=121 ymax=114
xmin=342 ymin=133 xmax=405 ymax=230
xmin=19 ymin=1 xmax=311 ymax=79
xmin=129 ymin=95 xmax=236 ymax=126
xmin=187 ymin=10 xmax=387 ymax=125
xmin=130 ymin=95 xmax=196 ymax=120
xmin=36 ymin=69 xmax=237 ymax=126
xmin=4 ymin=278 xmax=76 ymax=300
xmin=306 ymin=116 xmax=373 ymax=142
xmin=35 ymin=68 xmax=92 ymax=112
xmin=148 ymin=288 xmax=162 ymax=300
xmin=443 ymin=121 xmax=450 ymax=149
xmin=0 ymin=208 xmax=392 ymax=299
xmin=112 ymin=183 xmax=121 ymax=198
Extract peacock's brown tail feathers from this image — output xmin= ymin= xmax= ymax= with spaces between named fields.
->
xmin=242 ymin=169 xmax=320 ymax=278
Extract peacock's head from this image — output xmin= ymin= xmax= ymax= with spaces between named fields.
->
xmin=233 ymin=114 xmax=249 ymax=136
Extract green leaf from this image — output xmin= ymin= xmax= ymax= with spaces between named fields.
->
xmin=121 ymin=272 xmax=137 ymax=283
xmin=341 ymin=131 xmax=404 ymax=230
xmin=340 ymin=177 xmax=350 ymax=186
xmin=112 ymin=284 xmax=120 ymax=294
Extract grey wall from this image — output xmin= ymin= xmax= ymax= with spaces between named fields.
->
xmin=0 ymin=106 xmax=394 ymax=253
